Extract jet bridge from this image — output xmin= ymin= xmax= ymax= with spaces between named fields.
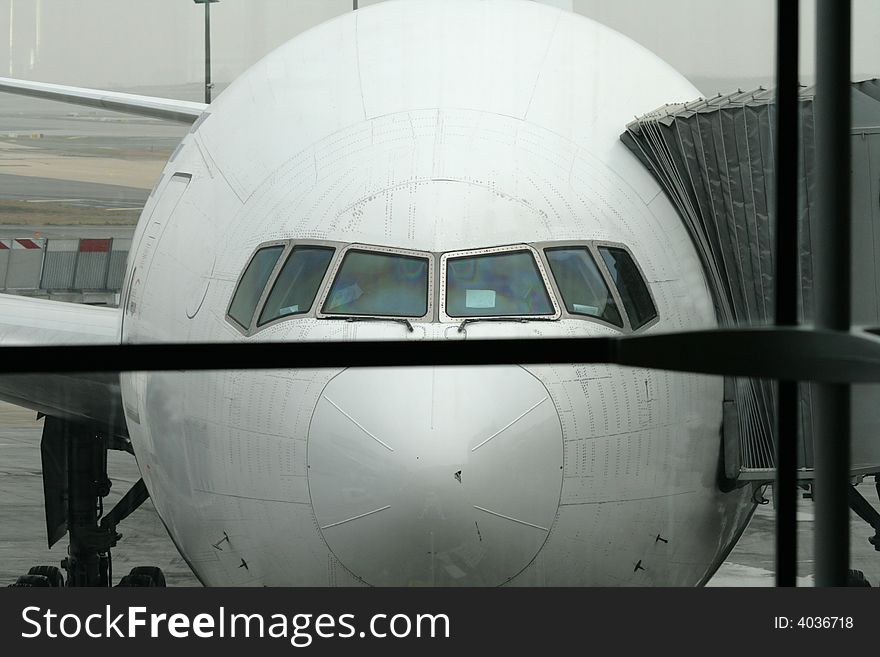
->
xmin=621 ymin=79 xmax=880 ymax=484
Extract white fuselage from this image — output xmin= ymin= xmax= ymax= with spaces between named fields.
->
xmin=118 ymin=0 xmax=754 ymax=586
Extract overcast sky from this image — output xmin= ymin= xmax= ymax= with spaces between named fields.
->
xmin=0 ymin=0 xmax=877 ymax=96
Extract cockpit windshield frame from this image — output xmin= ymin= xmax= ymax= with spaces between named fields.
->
xmin=532 ymin=239 xmax=635 ymax=332
xmin=225 ymin=239 xmax=289 ymax=333
xmin=226 ymin=239 xmax=345 ymax=336
xmin=438 ymin=244 xmax=561 ymax=324
xmin=227 ymin=238 xmax=657 ymax=336
xmin=534 ymin=239 xmax=659 ymax=332
xmin=593 ymin=240 xmax=659 ymax=331
xmin=315 ymin=243 xmax=435 ymax=322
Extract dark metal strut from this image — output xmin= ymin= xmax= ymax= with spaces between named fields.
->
xmin=813 ymin=0 xmax=852 ymax=587
xmin=773 ymin=0 xmax=800 ymax=587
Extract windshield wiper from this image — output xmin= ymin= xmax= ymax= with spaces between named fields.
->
xmin=320 ymin=315 xmax=414 ymax=332
xmin=457 ymin=317 xmax=554 ymax=333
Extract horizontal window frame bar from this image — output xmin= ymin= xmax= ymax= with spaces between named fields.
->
xmin=2 ymin=326 xmax=879 ymax=383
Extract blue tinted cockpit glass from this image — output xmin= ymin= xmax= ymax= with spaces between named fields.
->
xmin=599 ymin=246 xmax=657 ymax=329
xmin=545 ymin=248 xmax=623 ymax=327
xmin=445 ymin=250 xmax=553 ymax=317
xmin=323 ymin=250 xmax=429 ymax=317
xmin=228 ymin=245 xmax=284 ymax=329
xmin=258 ymin=246 xmax=335 ymax=326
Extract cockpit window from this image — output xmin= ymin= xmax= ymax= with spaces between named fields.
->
xmin=445 ymin=250 xmax=554 ymax=317
xmin=228 ymin=245 xmax=284 ymax=329
xmin=323 ymin=250 xmax=429 ymax=317
xmin=598 ymin=246 xmax=657 ymax=329
xmin=544 ymin=247 xmax=623 ymax=327
xmin=258 ymin=246 xmax=335 ymax=326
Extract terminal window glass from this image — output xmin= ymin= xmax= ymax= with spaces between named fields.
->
xmin=545 ymin=247 xmax=623 ymax=327
xmin=323 ymin=250 xmax=429 ymax=317
xmin=599 ymin=247 xmax=657 ymax=329
xmin=228 ymin=245 xmax=284 ymax=329
xmin=445 ymin=250 xmax=554 ymax=317
xmin=258 ymin=246 xmax=335 ymax=325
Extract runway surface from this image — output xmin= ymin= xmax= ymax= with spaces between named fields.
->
xmin=0 ymin=224 xmax=135 ymax=240
xmin=0 ymin=173 xmax=148 ymax=210
xmin=0 ymin=399 xmax=877 ymax=587
xmin=0 ymin=87 xmax=182 ymax=235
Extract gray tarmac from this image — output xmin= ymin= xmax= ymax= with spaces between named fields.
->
xmin=0 ymin=87 xmax=185 ymax=230
xmin=0 ymin=89 xmax=191 ymax=140
xmin=1 ymin=400 xmax=878 ymax=587
xmin=0 ymin=224 xmax=135 ymax=240
xmin=708 ymin=486 xmax=880 ymax=586
xmin=0 ymin=173 xmax=148 ymax=210
xmin=0 ymin=90 xmax=165 ymax=241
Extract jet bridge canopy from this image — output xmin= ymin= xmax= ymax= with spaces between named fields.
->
xmin=621 ymin=79 xmax=880 ymax=483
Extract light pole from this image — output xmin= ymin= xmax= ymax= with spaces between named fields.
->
xmin=193 ymin=0 xmax=219 ymax=104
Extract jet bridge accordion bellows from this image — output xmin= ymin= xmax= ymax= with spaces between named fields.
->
xmin=620 ymin=79 xmax=880 ymax=482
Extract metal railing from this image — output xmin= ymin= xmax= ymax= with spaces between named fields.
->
xmin=0 ymin=237 xmax=129 ymax=294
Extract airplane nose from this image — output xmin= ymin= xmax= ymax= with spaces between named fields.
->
xmin=307 ymin=366 xmax=563 ymax=586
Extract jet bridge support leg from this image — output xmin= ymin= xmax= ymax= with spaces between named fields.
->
xmin=848 ymin=482 xmax=880 ymax=551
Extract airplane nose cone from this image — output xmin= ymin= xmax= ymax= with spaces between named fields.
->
xmin=307 ymin=366 xmax=563 ymax=586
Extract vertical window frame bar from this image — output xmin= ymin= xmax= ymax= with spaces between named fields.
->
xmin=813 ymin=0 xmax=852 ymax=587
xmin=773 ymin=0 xmax=800 ymax=588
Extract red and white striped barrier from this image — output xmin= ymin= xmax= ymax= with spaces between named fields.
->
xmin=12 ymin=238 xmax=44 ymax=250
